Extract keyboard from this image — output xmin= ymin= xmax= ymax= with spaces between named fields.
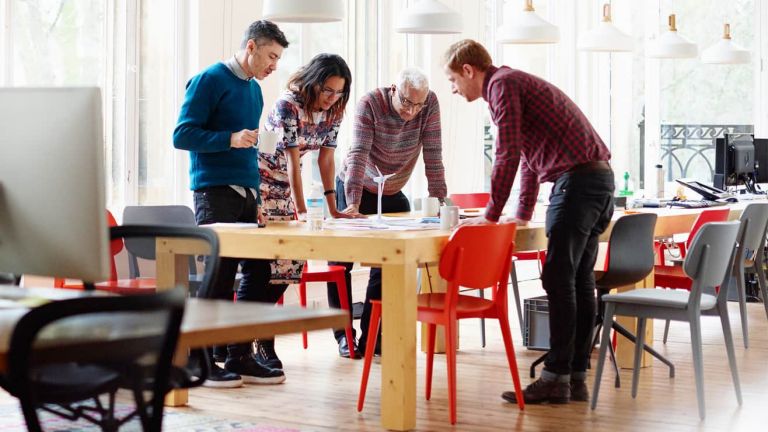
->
xmin=667 ymin=200 xmax=727 ymax=209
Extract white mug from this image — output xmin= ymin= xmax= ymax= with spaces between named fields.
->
xmin=440 ymin=205 xmax=460 ymax=230
xmin=422 ymin=197 xmax=440 ymax=217
xmin=258 ymin=130 xmax=280 ymax=155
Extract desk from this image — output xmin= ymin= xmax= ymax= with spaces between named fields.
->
xmin=156 ymin=205 xmax=746 ymax=431
xmin=0 ymin=287 xmax=346 ymax=377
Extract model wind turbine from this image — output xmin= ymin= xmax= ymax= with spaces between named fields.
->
xmin=372 ymin=165 xmax=394 ymax=224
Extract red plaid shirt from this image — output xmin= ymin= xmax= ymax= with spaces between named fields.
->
xmin=482 ymin=66 xmax=611 ymax=222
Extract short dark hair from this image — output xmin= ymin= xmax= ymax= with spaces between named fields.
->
xmin=241 ymin=20 xmax=289 ymax=49
xmin=287 ymin=53 xmax=351 ymax=125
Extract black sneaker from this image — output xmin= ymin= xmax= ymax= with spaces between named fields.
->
xmin=255 ymin=339 xmax=283 ymax=370
xmin=203 ymin=363 xmax=243 ymax=388
xmin=225 ymin=354 xmax=285 ymax=384
xmin=501 ymin=378 xmax=570 ymax=404
xmin=570 ymin=379 xmax=589 ymax=402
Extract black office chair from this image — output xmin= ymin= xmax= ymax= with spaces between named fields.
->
xmin=529 ymin=213 xmax=674 ymax=386
xmin=1 ymin=288 xmax=185 ymax=432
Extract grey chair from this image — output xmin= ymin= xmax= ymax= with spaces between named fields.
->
xmin=591 ymin=221 xmax=742 ymax=420
xmin=662 ymin=202 xmax=768 ymax=348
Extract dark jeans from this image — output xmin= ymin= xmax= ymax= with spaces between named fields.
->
xmin=194 ymin=186 xmax=286 ymax=357
xmin=328 ymin=177 xmax=411 ymax=345
xmin=541 ymin=169 xmax=615 ymax=376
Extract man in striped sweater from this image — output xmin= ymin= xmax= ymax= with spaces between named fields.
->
xmin=327 ymin=68 xmax=448 ymax=357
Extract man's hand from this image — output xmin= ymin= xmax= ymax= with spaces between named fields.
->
xmin=231 ymin=129 xmax=258 ymax=148
xmin=460 ymin=216 xmax=495 ymax=226
xmin=339 ymin=204 xmax=365 ymax=218
xmin=515 ymin=218 xmax=529 ymax=227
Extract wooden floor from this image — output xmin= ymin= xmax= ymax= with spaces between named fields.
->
xmin=2 ymin=278 xmax=767 ymax=431
xmin=170 ymin=280 xmax=767 ymax=432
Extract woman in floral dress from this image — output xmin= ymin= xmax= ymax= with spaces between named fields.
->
xmin=253 ymin=53 xmax=356 ymax=367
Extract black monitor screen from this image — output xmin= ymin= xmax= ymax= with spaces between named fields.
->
xmin=755 ymin=138 xmax=768 ymax=183
xmin=731 ymin=140 xmax=755 ymax=175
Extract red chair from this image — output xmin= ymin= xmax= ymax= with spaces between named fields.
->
xmin=54 ymin=210 xmax=158 ymax=294
xmin=295 ymin=262 xmax=356 ymax=358
xmin=449 ymin=193 xmax=545 ymax=343
xmin=654 ymin=208 xmax=730 ymax=342
xmin=357 ymin=223 xmax=525 ymax=424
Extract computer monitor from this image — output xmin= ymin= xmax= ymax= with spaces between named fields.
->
xmin=714 ymin=133 xmax=756 ymax=190
xmin=754 ymin=138 xmax=768 ymax=183
xmin=0 ymin=87 xmax=110 ymax=282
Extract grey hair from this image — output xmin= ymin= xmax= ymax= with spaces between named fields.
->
xmin=396 ymin=67 xmax=429 ymax=91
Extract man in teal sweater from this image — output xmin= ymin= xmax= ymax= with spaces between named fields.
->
xmin=173 ymin=20 xmax=289 ymax=388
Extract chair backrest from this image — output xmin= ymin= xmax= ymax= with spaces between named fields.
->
xmin=597 ymin=213 xmax=658 ymax=289
xmin=122 ymin=205 xmax=198 ymax=278
xmin=438 ymin=223 xmax=517 ymax=306
xmin=686 ymin=208 xmax=731 ymax=250
xmin=448 ymin=193 xmax=490 ymax=209
xmin=735 ymin=203 xmax=768 ymax=265
xmin=683 ymin=221 xmax=741 ymax=309
xmin=7 ymin=287 xmax=186 ymax=430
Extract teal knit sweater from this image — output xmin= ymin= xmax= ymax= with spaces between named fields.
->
xmin=173 ymin=62 xmax=263 ymax=192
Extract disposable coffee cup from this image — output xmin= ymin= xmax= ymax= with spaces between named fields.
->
xmin=440 ymin=205 xmax=460 ymax=230
xmin=258 ymin=130 xmax=280 ymax=155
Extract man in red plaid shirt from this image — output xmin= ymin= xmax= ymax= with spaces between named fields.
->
xmin=444 ymin=39 xmax=615 ymax=405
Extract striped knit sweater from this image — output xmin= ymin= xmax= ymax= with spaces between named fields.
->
xmin=339 ymin=87 xmax=447 ymax=206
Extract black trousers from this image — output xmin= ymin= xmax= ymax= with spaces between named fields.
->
xmin=541 ymin=169 xmax=615 ymax=375
xmin=193 ymin=185 xmax=286 ymax=357
xmin=327 ymin=177 xmax=411 ymax=345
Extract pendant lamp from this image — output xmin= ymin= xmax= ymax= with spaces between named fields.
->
xmin=701 ymin=24 xmax=751 ymax=64
xmin=395 ymin=0 xmax=463 ymax=34
xmin=262 ymin=0 xmax=344 ymax=23
xmin=497 ymin=0 xmax=559 ymax=44
xmin=647 ymin=14 xmax=697 ymax=59
xmin=578 ymin=4 xmax=633 ymax=52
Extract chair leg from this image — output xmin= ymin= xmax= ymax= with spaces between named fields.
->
xmin=509 ymin=262 xmax=525 ymax=340
xmin=663 ymin=319 xmax=671 ymax=344
xmin=591 ymin=303 xmax=616 ymax=410
xmin=299 ymin=280 xmax=308 ymax=349
xmin=357 ymin=302 xmax=382 ymax=412
xmin=718 ymin=305 xmax=742 ymax=406
xmin=755 ymin=261 xmax=768 ymax=319
xmin=445 ymin=319 xmax=458 ymax=425
xmin=631 ymin=318 xmax=646 ymax=399
xmin=425 ymin=323 xmax=437 ymax=401
xmin=689 ymin=315 xmax=706 ymax=420
xmin=529 ymin=351 xmax=547 ymax=378
xmin=476 ymin=289 xmax=486 ymax=348
xmin=612 ymin=321 xmax=675 ymax=378
xmin=735 ymin=265 xmax=749 ymax=348
xmin=606 ymin=330 xmax=621 ymax=388
xmin=498 ymin=311 xmax=525 ymax=411
xmin=334 ymin=274 xmax=356 ymax=359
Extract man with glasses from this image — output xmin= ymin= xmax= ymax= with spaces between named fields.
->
xmin=327 ymin=68 xmax=448 ymax=357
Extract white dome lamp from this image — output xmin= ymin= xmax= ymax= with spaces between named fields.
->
xmin=701 ymin=24 xmax=751 ymax=64
xmin=395 ymin=0 xmax=463 ymax=34
xmin=647 ymin=14 xmax=698 ymax=59
xmin=262 ymin=0 xmax=344 ymax=23
xmin=497 ymin=0 xmax=560 ymax=44
xmin=578 ymin=4 xmax=634 ymax=52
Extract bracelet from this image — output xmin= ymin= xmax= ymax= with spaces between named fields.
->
xmin=323 ymin=189 xmax=336 ymax=196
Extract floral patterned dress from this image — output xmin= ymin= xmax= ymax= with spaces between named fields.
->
xmin=258 ymin=91 xmax=342 ymax=284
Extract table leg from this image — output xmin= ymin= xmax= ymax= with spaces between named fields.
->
xmin=156 ymin=246 xmax=191 ymax=406
xmin=381 ymin=262 xmax=417 ymax=431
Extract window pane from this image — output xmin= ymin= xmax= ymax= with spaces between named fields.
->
xmin=658 ymin=0 xmax=754 ymax=183
xmin=11 ymin=0 xmax=105 ymax=86
xmin=138 ymin=0 xmax=175 ymax=204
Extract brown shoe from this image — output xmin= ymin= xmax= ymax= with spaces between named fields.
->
xmin=501 ymin=378 xmax=570 ymax=404
xmin=570 ymin=379 xmax=589 ymax=402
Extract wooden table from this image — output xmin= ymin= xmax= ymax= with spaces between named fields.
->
xmin=0 ymin=287 xmax=347 ymax=378
xmin=156 ymin=205 xmax=748 ymax=430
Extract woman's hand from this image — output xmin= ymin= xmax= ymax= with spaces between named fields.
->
xmin=329 ymin=207 xmax=364 ymax=219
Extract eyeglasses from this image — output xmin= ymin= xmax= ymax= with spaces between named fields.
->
xmin=393 ymin=89 xmax=426 ymax=112
xmin=320 ymin=87 xmax=345 ymax=97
